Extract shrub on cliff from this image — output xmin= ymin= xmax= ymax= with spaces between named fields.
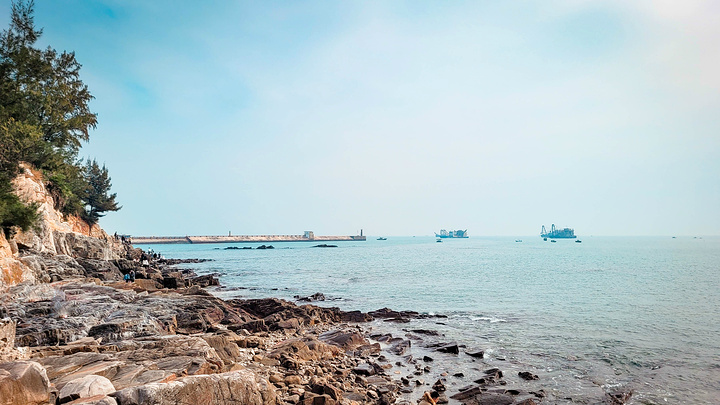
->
xmin=0 ymin=172 xmax=39 ymax=237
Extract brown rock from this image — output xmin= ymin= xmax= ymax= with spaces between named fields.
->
xmin=113 ymin=369 xmax=276 ymax=404
xmin=58 ymin=374 xmax=115 ymax=403
xmin=518 ymin=371 xmax=538 ymax=381
xmin=0 ymin=361 xmax=51 ymax=405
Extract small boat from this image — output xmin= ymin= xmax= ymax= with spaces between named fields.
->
xmin=436 ymin=239 xmax=443 ymax=243
xmin=575 ymin=240 xmax=582 ymax=243
xmin=377 ymin=237 xmax=387 ymax=240
xmin=550 ymin=240 xmax=557 ymax=243
xmin=515 ymin=239 xmax=522 ymax=242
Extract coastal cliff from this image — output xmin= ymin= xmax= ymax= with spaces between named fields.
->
xmin=1 ymin=164 xmax=125 ymax=288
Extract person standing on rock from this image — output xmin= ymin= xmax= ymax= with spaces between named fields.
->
xmin=419 ymin=391 xmax=439 ymax=405
xmin=129 ymin=270 xmax=135 ymax=282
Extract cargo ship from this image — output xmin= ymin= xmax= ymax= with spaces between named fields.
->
xmin=541 ymin=224 xmax=576 ymax=239
xmin=435 ymin=229 xmax=468 ymax=238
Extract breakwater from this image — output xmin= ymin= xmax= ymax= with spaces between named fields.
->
xmin=131 ymin=231 xmax=366 ymax=245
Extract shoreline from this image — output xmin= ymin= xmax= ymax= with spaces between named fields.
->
xmin=0 ymin=250 xmax=582 ymax=405
xmin=130 ymin=233 xmax=367 ymax=245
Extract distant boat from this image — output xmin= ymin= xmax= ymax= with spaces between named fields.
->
xmin=377 ymin=237 xmax=387 ymax=241
xmin=435 ymin=229 xmax=468 ymax=238
xmin=541 ymin=224 xmax=576 ymax=239
xmin=436 ymin=239 xmax=443 ymax=243
xmin=515 ymin=240 xmax=522 ymax=242
xmin=550 ymin=240 xmax=557 ymax=243
xmin=575 ymin=240 xmax=582 ymax=243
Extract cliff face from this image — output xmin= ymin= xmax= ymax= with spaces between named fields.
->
xmin=0 ymin=164 xmax=124 ymax=288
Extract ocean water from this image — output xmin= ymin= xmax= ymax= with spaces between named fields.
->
xmin=138 ymin=236 xmax=720 ymax=404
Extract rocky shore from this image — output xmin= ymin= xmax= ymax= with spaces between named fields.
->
xmin=0 ymin=167 xmax=628 ymax=404
xmin=0 ymin=244 xmax=571 ymax=405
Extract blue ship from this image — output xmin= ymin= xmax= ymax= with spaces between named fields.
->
xmin=541 ymin=224 xmax=576 ymax=239
xmin=435 ymin=229 xmax=468 ymax=238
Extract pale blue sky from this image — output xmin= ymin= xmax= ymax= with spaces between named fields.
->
xmin=3 ymin=1 xmax=719 ymax=236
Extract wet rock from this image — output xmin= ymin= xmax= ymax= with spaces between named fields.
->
xmin=368 ymin=308 xmax=420 ymax=320
xmin=189 ymin=274 xmax=219 ymax=287
xmin=295 ymin=292 xmax=326 ymax=302
xmin=436 ymin=343 xmax=459 ymax=354
xmin=340 ymin=311 xmax=373 ymax=322
xmin=388 ymin=339 xmax=411 ymax=355
xmin=318 ymin=330 xmax=367 ymax=351
xmin=0 ymin=361 xmax=51 ymax=405
xmin=484 ymin=368 xmax=503 ymax=379
xmin=409 ymin=329 xmax=440 ymax=336
xmin=353 ymin=363 xmax=375 ymax=376
xmin=529 ymin=390 xmax=545 ymax=399
xmin=433 ymin=379 xmax=447 ymax=392
xmin=466 ymin=350 xmax=484 ymax=358
xmin=518 ymin=371 xmax=538 ymax=380
xmin=450 ymin=386 xmax=483 ymax=401
xmin=607 ymin=390 xmax=633 ymax=404
xmin=422 ymin=356 xmax=433 ymax=362
xmin=473 ymin=393 xmax=514 ymax=405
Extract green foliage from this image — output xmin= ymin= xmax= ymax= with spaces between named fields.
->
xmin=0 ymin=173 xmax=39 ymax=237
xmin=0 ymin=1 xmax=118 ymax=231
xmin=81 ymin=160 xmax=120 ymax=225
xmin=0 ymin=1 xmax=97 ymax=158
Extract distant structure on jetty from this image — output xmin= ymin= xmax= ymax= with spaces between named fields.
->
xmin=541 ymin=224 xmax=576 ymax=239
xmin=130 ymin=230 xmax=366 ymax=245
xmin=435 ymin=229 xmax=468 ymax=238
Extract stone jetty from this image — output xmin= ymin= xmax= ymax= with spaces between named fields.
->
xmin=130 ymin=231 xmax=366 ymax=245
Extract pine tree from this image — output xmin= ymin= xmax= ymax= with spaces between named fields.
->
xmin=81 ymin=159 xmax=120 ymax=226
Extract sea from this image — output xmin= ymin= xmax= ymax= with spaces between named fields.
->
xmin=136 ymin=236 xmax=720 ymax=404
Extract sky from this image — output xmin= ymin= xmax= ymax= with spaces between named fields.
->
xmin=2 ymin=1 xmax=719 ymax=237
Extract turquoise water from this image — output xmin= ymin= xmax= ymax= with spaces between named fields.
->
xmin=138 ymin=236 xmax=720 ymax=403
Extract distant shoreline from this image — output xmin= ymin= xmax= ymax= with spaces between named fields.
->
xmin=131 ymin=233 xmax=366 ymax=244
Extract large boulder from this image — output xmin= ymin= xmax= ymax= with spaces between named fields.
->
xmin=58 ymin=374 xmax=115 ymax=403
xmin=112 ymin=369 xmax=276 ymax=405
xmin=0 ymin=361 xmax=51 ymax=405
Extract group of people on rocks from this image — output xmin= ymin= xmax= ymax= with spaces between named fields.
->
xmin=123 ymin=269 xmax=135 ymax=283
xmin=113 ymin=232 xmax=132 ymax=245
